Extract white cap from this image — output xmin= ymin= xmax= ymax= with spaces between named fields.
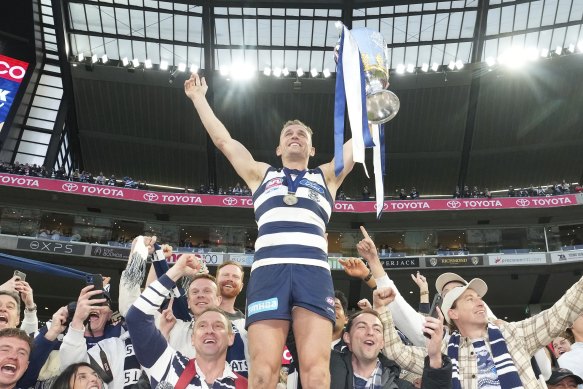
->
xmin=441 ymin=278 xmax=488 ymax=324
xmin=435 ymin=272 xmax=468 ymax=294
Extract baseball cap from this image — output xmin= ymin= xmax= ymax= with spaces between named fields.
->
xmin=441 ymin=278 xmax=488 ymax=324
xmin=546 ymin=368 xmax=583 ymax=385
xmin=435 ymin=272 xmax=468 ymax=294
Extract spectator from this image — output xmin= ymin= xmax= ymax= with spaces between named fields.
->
xmin=216 ymin=261 xmax=245 ymax=321
xmin=552 ymin=333 xmax=573 ymax=358
xmin=462 ymin=185 xmax=471 ymax=198
xmin=126 ymin=254 xmax=248 ymax=388
xmin=410 ymin=187 xmax=419 ymax=200
xmin=51 ymin=362 xmax=104 ymax=389
xmin=332 ymin=290 xmax=348 ymax=351
xmin=561 ymin=180 xmax=571 ymax=194
xmin=233 ymin=182 xmax=242 ymax=195
xmin=95 ymin=172 xmax=105 ymax=185
xmin=336 ymin=190 xmax=346 ymax=200
xmin=398 ymin=188 xmax=407 ymax=200
xmin=242 ymin=185 xmax=251 ymax=196
xmin=471 ymin=186 xmax=480 ymax=198
xmin=545 ymin=368 xmax=582 ymax=389
xmin=107 ymin=175 xmax=116 ymax=186
xmin=362 ymin=186 xmax=370 ymax=200
xmin=0 ymin=328 xmax=32 ymax=389
xmin=553 ymin=183 xmax=563 ymax=196
xmin=452 ymin=186 xmax=461 ymax=198
xmin=483 ymin=187 xmax=492 ymax=198
xmin=508 ymin=185 xmax=516 ymax=197
xmin=0 ymin=277 xmax=39 ymax=334
xmin=329 ymin=291 xmax=452 ymax=389
xmin=558 ymin=315 xmax=583 ymax=380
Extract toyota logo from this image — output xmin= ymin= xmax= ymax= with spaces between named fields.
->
xmin=373 ymin=202 xmax=389 ymax=211
xmin=62 ymin=183 xmax=78 ymax=192
xmin=143 ymin=193 xmax=159 ymax=202
xmin=516 ymin=198 xmax=530 ymax=207
xmin=447 ymin=200 xmax=461 ymax=209
xmin=223 ymin=197 xmax=238 ymax=206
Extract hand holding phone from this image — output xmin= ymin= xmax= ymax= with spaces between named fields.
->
xmin=13 ymin=270 xmax=26 ymax=282
xmin=85 ymin=274 xmax=105 ymax=306
xmin=424 ymin=293 xmax=443 ymax=339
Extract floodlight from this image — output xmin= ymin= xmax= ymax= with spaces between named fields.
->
xmin=578 ymin=41 xmax=583 ymax=52
xmin=296 ymin=68 xmax=304 ymax=77
xmin=396 ymin=64 xmax=405 ymax=74
xmin=178 ymin=63 xmax=186 ymax=72
xmin=91 ymin=54 xmax=98 ymax=64
xmin=421 ymin=63 xmax=429 ymax=72
xmin=323 ymin=68 xmax=331 ymax=78
xmin=101 ymin=54 xmax=108 ymax=63
xmin=144 ymin=59 xmax=152 ymax=69
xmin=77 ymin=53 xmax=84 ymax=62
xmin=219 ymin=65 xmax=230 ymax=76
xmin=122 ymin=57 xmax=129 ymax=67
xmin=406 ymin=64 xmax=415 ymax=73
xmin=448 ymin=61 xmax=455 ymax=70
xmin=431 ymin=62 xmax=439 ymax=72
xmin=160 ymin=60 xmax=169 ymax=70
xmin=540 ymin=48 xmax=549 ymax=57
xmin=273 ymin=67 xmax=282 ymax=77
xmin=455 ymin=60 xmax=464 ymax=70
xmin=486 ymin=57 xmax=496 ymax=67
xmin=263 ymin=67 xmax=271 ymax=76
xmin=282 ymin=67 xmax=289 ymax=76
xmin=310 ymin=68 xmax=318 ymax=77
xmin=190 ymin=64 xmax=199 ymax=73
xmin=131 ymin=58 xmax=139 ymax=67
xmin=568 ymin=43 xmax=575 ymax=53
xmin=555 ymin=46 xmax=562 ymax=55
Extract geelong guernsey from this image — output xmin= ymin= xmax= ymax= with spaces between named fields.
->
xmin=252 ymin=167 xmax=334 ymax=271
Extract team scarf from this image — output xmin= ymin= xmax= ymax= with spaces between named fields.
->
xmin=447 ymin=323 xmax=523 ymax=389
xmin=353 ymin=360 xmax=383 ymax=389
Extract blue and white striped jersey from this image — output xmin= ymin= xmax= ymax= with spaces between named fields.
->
xmin=252 ymin=167 xmax=333 ymax=271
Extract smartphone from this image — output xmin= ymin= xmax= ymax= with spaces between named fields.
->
xmin=13 ymin=270 xmax=26 ymax=282
xmin=85 ymin=274 xmax=105 ymax=305
xmin=424 ymin=293 xmax=443 ymax=339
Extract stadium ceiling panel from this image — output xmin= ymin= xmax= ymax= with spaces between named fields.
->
xmin=64 ymin=0 xmax=583 ymax=71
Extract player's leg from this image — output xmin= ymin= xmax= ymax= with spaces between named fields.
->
xmin=292 ymin=307 xmax=332 ymax=389
xmin=248 ymin=319 xmax=290 ymax=389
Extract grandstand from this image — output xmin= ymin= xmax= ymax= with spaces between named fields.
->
xmin=2 ymin=0 xmax=583 ymax=327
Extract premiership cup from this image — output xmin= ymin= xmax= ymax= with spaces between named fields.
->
xmin=341 ymin=28 xmax=400 ymax=124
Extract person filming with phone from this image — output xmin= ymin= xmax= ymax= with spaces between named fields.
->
xmin=0 ymin=271 xmax=39 ymax=334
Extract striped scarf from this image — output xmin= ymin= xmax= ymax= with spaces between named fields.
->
xmin=447 ymin=323 xmax=523 ymax=389
xmin=353 ymin=360 xmax=383 ymax=389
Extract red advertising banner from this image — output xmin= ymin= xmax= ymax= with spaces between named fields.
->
xmin=0 ymin=173 xmax=579 ymax=213
xmin=0 ymin=55 xmax=28 ymax=83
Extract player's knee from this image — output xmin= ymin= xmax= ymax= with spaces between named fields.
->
xmin=249 ymin=363 xmax=279 ymax=389
xmin=300 ymin=365 xmax=330 ymax=389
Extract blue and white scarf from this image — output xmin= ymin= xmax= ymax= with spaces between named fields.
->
xmin=353 ymin=360 xmax=383 ymax=389
xmin=447 ymin=323 xmax=523 ymax=389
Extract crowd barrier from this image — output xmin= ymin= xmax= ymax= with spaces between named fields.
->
xmin=2 ymin=235 xmax=582 ymax=270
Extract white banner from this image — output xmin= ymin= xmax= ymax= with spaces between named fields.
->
xmin=487 ymin=253 xmax=547 ymax=266
xmin=550 ymin=250 xmax=583 ymax=263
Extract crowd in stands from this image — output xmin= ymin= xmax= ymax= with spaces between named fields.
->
xmin=1 ymin=161 xmax=581 ymax=201
xmin=0 ymin=232 xmax=581 ymax=388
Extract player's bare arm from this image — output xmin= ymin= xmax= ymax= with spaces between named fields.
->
xmin=185 ymin=73 xmax=268 ymax=191
xmin=320 ymin=138 xmax=355 ymax=198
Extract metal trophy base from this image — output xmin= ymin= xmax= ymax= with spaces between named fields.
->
xmin=366 ymin=89 xmax=400 ymax=124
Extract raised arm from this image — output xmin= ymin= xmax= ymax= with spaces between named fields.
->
xmin=185 ymin=74 xmax=268 ymax=191
xmin=357 ymin=226 xmax=427 ymax=346
xmin=320 ymin=139 xmax=354 ymax=196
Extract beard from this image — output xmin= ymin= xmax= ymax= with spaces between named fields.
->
xmin=220 ymin=282 xmax=241 ymax=299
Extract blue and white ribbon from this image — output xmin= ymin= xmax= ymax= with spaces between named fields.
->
xmin=334 ymin=25 xmax=387 ymax=218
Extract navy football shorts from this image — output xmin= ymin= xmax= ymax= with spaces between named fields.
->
xmin=245 ymin=263 xmax=336 ymax=328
